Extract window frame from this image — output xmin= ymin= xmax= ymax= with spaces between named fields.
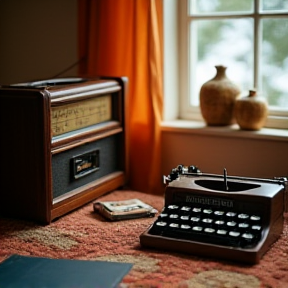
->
xmin=165 ymin=0 xmax=288 ymax=129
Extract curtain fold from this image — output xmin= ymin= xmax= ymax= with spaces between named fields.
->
xmin=78 ymin=0 xmax=164 ymax=194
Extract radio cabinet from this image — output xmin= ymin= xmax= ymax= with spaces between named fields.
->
xmin=0 ymin=77 xmax=127 ymax=223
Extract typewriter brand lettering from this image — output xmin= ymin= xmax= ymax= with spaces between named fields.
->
xmin=185 ymin=195 xmax=233 ymax=208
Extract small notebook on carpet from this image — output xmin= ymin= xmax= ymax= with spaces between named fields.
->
xmin=0 ymin=254 xmax=132 ymax=288
xmin=93 ymin=198 xmax=158 ymax=221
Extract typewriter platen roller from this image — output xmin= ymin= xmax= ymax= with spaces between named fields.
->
xmin=140 ymin=165 xmax=287 ymax=264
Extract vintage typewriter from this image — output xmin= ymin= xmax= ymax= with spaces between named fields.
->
xmin=140 ymin=165 xmax=287 ymax=264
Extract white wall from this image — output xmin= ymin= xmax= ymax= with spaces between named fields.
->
xmin=161 ymin=129 xmax=288 ymax=180
xmin=0 ymin=0 xmax=78 ymax=85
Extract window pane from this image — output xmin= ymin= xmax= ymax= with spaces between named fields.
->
xmin=261 ymin=0 xmax=288 ymax=12
xmin=261 ymin=18 xmax=288 ymax=107
xmin=189 ymin=0 xmax=253 ymax=14
xmin=190 ymin=19 xmax=253 ymax=106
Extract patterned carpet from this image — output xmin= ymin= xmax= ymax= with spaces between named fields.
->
xmin=1 ymin=190 xmax=288 ymax=288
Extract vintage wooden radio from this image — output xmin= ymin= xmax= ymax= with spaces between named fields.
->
xmin=0 ymin=77 xmax=127 ymax=223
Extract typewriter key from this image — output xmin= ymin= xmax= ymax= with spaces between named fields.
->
xmin=168 ymin=205 xmax=179 ymax=210
xmin=169 ymin=214 xmax=179 ymax=219
xmin=251 ymin=225 xmax=262 ymax=232
xmin=181 ymin=206 xmax=191 ymax=212
xmin=156 ymin=221 xmax=167 ymax=227
xmin=204 ymin=228 xmax=215 ymax=234
xmin=214 ymin=210 xmax=225 ymax=217
xmin=202 ymin=218 xmax=213 ymax=224
xmin=159 ymin=213 xmax=168 ymax=218
xmin=250 ymin=215 xmax=261 ymax=223
xmin=181 ymin=224 xmax=191 ymax=230
xmin=241 ymin=233 xmax=256 ymax=246
xmin=238 ymin=213 xmax=249 ymax=220
xmin=227 ymin=221 xmax=237 ymax=228
xmin=192 ymin=226 xmax=203 ymax=232
xmin=238 ymin=223 xmax=250 ymax=230
xmin=242 ymin=233 xmax=254 ymax=240
xmin=192 ymin=207 xmax=201 ymax=214
xmin=215 ymin=220 xmax=225 ymax=227
xmin=169 ymin=223 xmax=179 ymax=228
xmin=203 ymin=209 xmax=213 ymax=215
xmin=226 ymin=212 xmax=237 ymax=218
xmin=180 ymin=215 xmax=190 ymax=221
xmin=229 ymin=231 xmax=241 ymax=245
xmin=217 ymin=229 xmax=228 ymax=236
xmin=229 ymin=231 xmax=241 ymax=237
xmin=190 ymin=217 xmax=201 ymax=223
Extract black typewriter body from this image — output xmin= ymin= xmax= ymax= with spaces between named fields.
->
xmin=140 ymin=165 xmax=287 ymax=264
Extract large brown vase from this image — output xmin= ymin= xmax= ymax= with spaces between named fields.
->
xmin=200 ymin=65 xmax=241 ymax=126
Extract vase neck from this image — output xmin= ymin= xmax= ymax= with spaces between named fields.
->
xmin=214 ymin=66 xmax=227 ymax=79
xmin=249 ymin=89 xmax=257 ymax=97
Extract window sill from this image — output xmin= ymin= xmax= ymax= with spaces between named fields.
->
xmin=161 ymin=120 xmax=288 ymax=142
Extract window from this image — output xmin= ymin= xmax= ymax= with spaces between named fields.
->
xmin=166 ymin=0 xmax=288 ymax=129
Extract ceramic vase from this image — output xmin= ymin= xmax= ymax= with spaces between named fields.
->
xmin=199 ymin=65 xmax=241 ymax=126
xmin=234 ymin=89 xmax=268 ymax=130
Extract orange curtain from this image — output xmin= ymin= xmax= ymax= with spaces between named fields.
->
xmin=78 ymin=0 xmax=164 ymax=194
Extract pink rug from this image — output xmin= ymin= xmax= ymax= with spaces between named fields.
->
xmin=1 ymin=190 xmax=288 ymax=288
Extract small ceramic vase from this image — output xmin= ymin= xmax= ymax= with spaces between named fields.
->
xmin=200 ymin=65 xmax=241 ymax=126
xmin=234 ymin=89 xmax=268 ymax=130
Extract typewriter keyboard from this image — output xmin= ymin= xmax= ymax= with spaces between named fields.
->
xmin=148 ymin=204 xmax=263 ymax=248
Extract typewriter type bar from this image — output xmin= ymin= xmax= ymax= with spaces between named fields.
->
xmin=140 ymin=165 xmax=287 ymax=264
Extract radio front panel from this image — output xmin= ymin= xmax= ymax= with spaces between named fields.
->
xmin=52 ymin=133 xmax=123 ymax=200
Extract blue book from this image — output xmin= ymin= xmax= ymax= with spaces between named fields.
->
xmin=0 ymin=254 xmax=132 ymax=288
